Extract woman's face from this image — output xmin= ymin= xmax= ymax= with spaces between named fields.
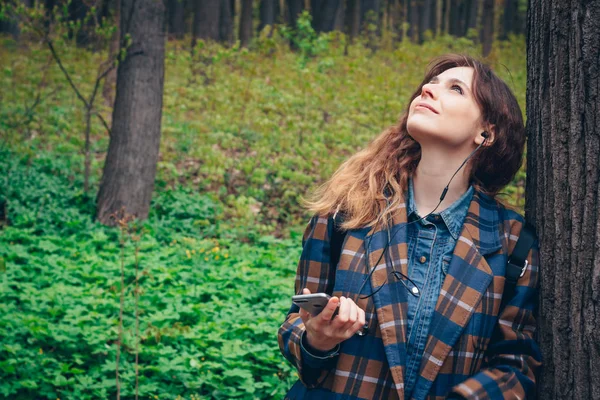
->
xmin=406 ymin=66 xmax=487 ymax=150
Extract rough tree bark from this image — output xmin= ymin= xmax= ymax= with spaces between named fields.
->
xmin=96 ymin=0 xmax=166 ymax=225
xmin=479 ymin=0 xmax=493 ymax=56
xmin=526 ymin=0 xmax=600 ymax=399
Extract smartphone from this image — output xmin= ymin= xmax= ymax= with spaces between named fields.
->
xmin=292 ymin=293 xmax=339 ymax=317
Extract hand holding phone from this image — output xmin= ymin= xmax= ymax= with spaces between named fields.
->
xmin=295 ymin=288 xmax=366 ymax=353
xmin=292 ymin=293 xmax=339 ymax=318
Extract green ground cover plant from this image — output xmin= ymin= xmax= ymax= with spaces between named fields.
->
xmin=0 ymin=20 xmax=527 ymax=399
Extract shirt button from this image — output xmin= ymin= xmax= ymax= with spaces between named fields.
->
xmin=419 ymin=256 xmax=427 ymax=263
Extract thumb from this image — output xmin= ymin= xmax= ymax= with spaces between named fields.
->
xmin=302 ymin=288 xmax=311 ymax=294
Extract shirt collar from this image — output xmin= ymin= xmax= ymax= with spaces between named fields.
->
xmin=406 ymin=177 xmax=474 ymax=240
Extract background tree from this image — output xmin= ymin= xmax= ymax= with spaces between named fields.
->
xmin=258 ymin=0 xmax=280 ymax=34
xmin=96 ymin=0 xmax=167 ymax=225
xmin=167 ymin=0 xmax=185 ymax=39
xmin=526 ymin=0 xmax=600 ymax=398
xmin=479 ymin=0 xmax=493 ymax=56
xmin=500 ymin=0 xmax=517 ymax=39
xmin=192 ymin=0 xmax=220 ymax=48
xmin=239 ymin=0 xmax=253 ymax=47
xmin=310 ymin=0 xmax=341 ymax=33
xmin=219 ymin=0 xmax=234 ymax=44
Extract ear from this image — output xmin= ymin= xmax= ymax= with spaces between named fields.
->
xmin=474 ymin=124 xmax=496 ymax=146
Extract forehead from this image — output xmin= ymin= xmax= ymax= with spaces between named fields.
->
xmin=435 ymin=66 xmax=475 ymax=88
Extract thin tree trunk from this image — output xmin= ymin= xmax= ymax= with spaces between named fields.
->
xmin=96 ymin=0 xmax=166 ymax=225
xmin=102 ymin=0 xmax=119 ymax=107
xmin=345 ymin=0 xmax=361 ymax=42
xmin=407 ymin=0 xmax=419 ymax=42
xmin=420 ymin=0 xmax=433 ymax=41
xmin=479 ymin=0 xmax=493 ymax=56
xmin=311 ymin=0 xmax=341 ymax=32
xmin=526 ymin=0 xmax=600 ymax=398
xmin=168 ymin=0 xmax=185 ymax=39
xmin=192 ymin=0 xmax=220 ymax=47
xmin=333 ymin=0 xmax=345 ymax=31
xmin=219 ymin=0 xmax=233 ymax=43
xmin=501 ymin=0 xmax=518 ymax=40
xmin=259 ymin=0 xmax=277 ymax=33
xmin=464 ymin=0 xmax=477 ymax=36
xmin=239 ymin=0 xmax=253 ymax=47
xmin=435 ymin=0 xmax=443 ymax=35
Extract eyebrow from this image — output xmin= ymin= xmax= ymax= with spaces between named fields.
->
xmin=429 ymin=76 xmax=471 ymax=92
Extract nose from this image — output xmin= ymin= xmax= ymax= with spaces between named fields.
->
xmin=420 ymin=82 xmax=436 ymax=99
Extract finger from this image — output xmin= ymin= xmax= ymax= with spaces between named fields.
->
xmin=358 ymin=307 xmax=366 ymax=327
xmin=348 ymin=301 xmax=358 ymax=325
xmin=302 ymin=288 xmax=311 ymax=294
xmin=347 ymin=316 xmax=366 ymax=337
xmin=298 ymin=306 xmax=310 ymax=323
xmin=318 ymin=296 xmax=339 ymax=322
xmin=334 ymin=297 xmax=350 ymax=326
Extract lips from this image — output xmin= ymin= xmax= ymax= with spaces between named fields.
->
xmin=415 ymin=102 xmax=439 ymax=114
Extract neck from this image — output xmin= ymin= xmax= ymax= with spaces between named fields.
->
xmin=412 ymin=147 xmax=471 ymax=215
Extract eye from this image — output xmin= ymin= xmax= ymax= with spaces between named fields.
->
xmin=451 ymin=84 xmax=464 ymax=94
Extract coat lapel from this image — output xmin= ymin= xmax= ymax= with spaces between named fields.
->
xmin=413 ymin=191 xmax=503 ymax=398
xmin=367 ymin=195 xmax=411 ymax=399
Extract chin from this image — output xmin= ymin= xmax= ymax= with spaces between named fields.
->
xmin=406 ymin=120 xmax=440 ymax=143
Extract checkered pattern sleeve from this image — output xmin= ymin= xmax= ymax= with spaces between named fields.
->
xmin=449 ymin=225 xmax=543 ymax=399
xmin=277 ymin=214 xmax=339 ymax=387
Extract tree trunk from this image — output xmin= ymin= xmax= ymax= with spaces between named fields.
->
xmin=448 ymin=0 xmax=458 ymax=35
xmin=168 ymin=0 xmax=185 ymax=39
xmin=239 ymin=0 xmax=253 ymax=47
xmin=479 ymin=0 xmax=493 ymax=56
xmin=420 ymin=0 xmax=433 ymax=41
xmin=259 ymin=0 xmax=277 ymax=33
xmin=192 ymin=0 xmax=220 ymax=46
xmin=96 ymin=0 xmax=166 ymax=225
xmin=407 ymin=0 xmax=419 ymax=42
xmin=442 ymin=0 xmax=450 ymax=34
xmin=102 ymin=0 xmax=119 ymax=107
xmin=526 ymin=1 xmax=600 ymax=399
xmin=311 ymin=0 xmax=341 ymax=32
xmin=464 ymin=0 xmax=477 ymax=36
xmin=287 ymin=0 xmax=304 ymax=27
xmin=345 ymin=0 xmax=361 ymax=41
xmin=219 ymin=0 xmax=233 ymax=43
xmin=361 ymin=0 xmax=381 ymax=33
xmin=434 ymin=0 xmax=443 ymax=35
xmin=501 ymin=0 xmax=518 ymax=40
xmin=333 ymin=0 xmax=345 ymax=31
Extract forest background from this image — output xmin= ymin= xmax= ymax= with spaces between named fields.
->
xmin=0 ymin=0 xmax=529 ymax=399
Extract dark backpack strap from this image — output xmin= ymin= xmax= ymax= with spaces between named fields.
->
xmin=329 ymin=212 xmax=347 ymax=269
xmin=500 ymin=221 xmax=537 ymax=312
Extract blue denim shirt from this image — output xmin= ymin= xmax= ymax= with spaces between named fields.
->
xmin=403 ymin=178 xmax=474 ymax=399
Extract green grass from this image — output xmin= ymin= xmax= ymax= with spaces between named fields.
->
xmin=0 ymin=26 xmax=527 ymax=399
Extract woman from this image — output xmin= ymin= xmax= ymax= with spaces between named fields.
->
xmin=278 ymin=54 xmax=541 ymax=400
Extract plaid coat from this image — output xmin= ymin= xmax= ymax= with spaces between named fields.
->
xmin=278 ymin=190 xmax=542 ymax=400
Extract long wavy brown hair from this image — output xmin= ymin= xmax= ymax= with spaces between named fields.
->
xmin=301 ymin=54 xmax=526 ymax=230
